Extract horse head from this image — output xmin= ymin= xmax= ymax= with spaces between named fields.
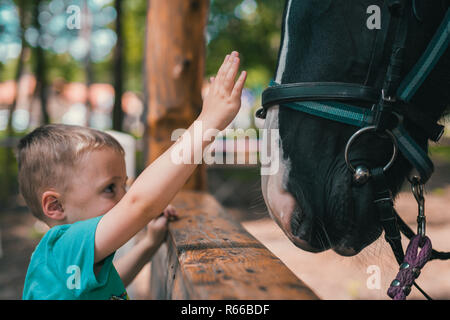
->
xmin=260 ymin=0 xmax=449 ymax=256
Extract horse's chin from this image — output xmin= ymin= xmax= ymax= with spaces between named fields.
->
xmin=262 ymin=172 xmax=328 ymax=253
xmin=332 ymin=246 xmax=359 ymax=257
xmin=262 ymin=169 xmax=381 ymax=255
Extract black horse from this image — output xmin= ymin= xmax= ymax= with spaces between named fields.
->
xmin=260 ymin=0 xmax=449 ymax=257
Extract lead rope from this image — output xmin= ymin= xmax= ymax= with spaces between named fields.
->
xmin=387 ymin=176 xmax=433 ymax=300
xmin=371 ymin=167 xmax=434 ymax=300
xmin=387 ymin=235 xmax=432 ymax=300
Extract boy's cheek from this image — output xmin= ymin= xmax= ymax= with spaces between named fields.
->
xmin=82 ymin=197 xmax=117 ymax=218
xmin=100 ymin=199 xmax=120 ymax=215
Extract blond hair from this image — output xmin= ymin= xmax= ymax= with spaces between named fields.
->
xmin=16 ymin=124 xmax=125 ymax=220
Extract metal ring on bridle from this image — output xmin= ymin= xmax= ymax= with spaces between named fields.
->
xmin=345 ymin=125 xmax=398 ymax=174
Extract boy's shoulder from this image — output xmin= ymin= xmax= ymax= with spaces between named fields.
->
xmin=29 ymin=216 xmax=103 ymax=268
xmin=26 ymin=222 xmax=70 ymax=266
xmin=22 ymin=222 xmax=78 ymax=300
xmin=23 ymin=215 xmax=127 ymax=300
xmin=33 ymin=216 xmax=101 ymax=254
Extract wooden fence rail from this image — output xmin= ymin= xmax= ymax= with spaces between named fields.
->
xmin=150 ymin=190 xmax=319 ymax=300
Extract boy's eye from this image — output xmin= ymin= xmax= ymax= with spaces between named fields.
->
xmin=104 ymin=184 xmax=115 ymax=193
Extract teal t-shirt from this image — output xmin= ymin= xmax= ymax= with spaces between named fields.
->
xmin=22 ymin=215 xmax=129 ymax=300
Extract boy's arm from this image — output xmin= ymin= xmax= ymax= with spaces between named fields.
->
xmin=113 ymin=237 xmax=157 ymax=288
xmin=94 ymin=52 xmax=246 ymax=263
xmin=114 ymin=208 xmax=176 ymax=287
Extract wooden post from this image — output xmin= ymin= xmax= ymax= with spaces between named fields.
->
xmin=145 ymin=0 xmax=209 ymax=190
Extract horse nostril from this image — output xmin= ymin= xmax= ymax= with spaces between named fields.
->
xmin=333 ymin=245 xmax=358 ymax=257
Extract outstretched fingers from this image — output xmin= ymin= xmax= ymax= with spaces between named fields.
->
xmin=215 ymin=54 xmax=232 ymax=84
xmin=224 ymin=55 xmax=240 ymax=93
xmin=231 ymin=71 xmax=247 ymax=100
xmin=215 ymin=52 xmax=238 ymax=87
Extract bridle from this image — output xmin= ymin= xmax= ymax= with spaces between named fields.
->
xmin=257 ymin=1 xmax=450 ymax=300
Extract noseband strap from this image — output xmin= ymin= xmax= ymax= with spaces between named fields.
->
xmin=261 ymin=82 xmax=379 ymax=111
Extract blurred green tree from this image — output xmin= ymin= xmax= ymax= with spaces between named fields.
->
xmin=2 ymin=0 xmax=284 ymax=98
xmin=206 ymin=0 xmax=284 ymax=90
xmin=0 ymin=0 xmax=285 ymax=208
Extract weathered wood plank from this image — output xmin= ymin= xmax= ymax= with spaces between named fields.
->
xmin=150 ymin=190 xmax=319 ymax=300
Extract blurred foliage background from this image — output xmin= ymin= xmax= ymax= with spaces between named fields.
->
xmin=0 ymin=0 xmax=284 ymax=90
xmin=0 ymin=0 xmax=285 ymax=209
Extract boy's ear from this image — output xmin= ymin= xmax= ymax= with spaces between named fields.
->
xmin=42 ymin=191 xmax=65 ymax=221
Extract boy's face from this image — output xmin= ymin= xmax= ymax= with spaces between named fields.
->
xmin=61 ymin=147 xmax=127 ymax=224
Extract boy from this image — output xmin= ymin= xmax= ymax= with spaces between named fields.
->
xmin=19 ymin=51 xmax=247 ymax=299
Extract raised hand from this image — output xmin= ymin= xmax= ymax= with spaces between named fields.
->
xmin=199 ymin=51 xmax=247 ymax=132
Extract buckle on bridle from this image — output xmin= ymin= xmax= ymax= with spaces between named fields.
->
xmin=372 ymin=90 xmax=398 ymax=131
xmin=382 ymin=89 xmax=397 ymax=103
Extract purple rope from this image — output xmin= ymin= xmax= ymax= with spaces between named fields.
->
xmin=387 ymin=235 xmax=432 ymax=300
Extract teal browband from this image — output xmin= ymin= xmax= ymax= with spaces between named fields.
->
xmin=260 ymin=8 xmax=449 ymax=183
